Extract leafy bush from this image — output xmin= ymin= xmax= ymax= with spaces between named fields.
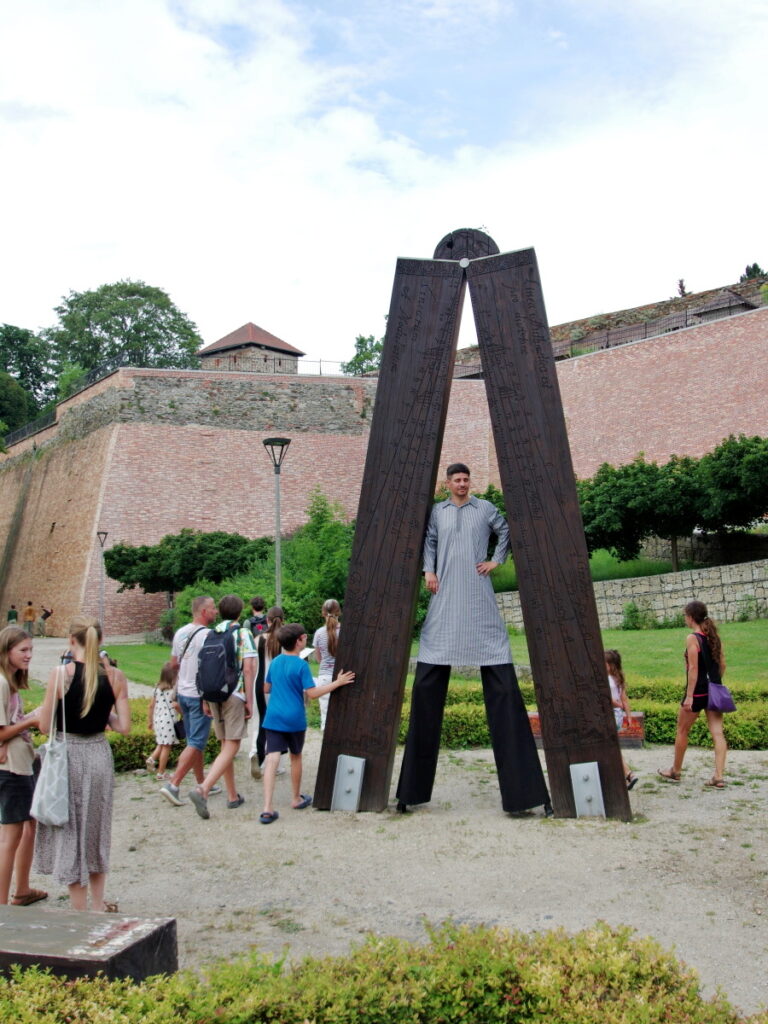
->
xmin=0 ymin=922 xmax=748 ymax=1023
xmin=621 ymin=601 xmax=685 ymax=630
xmin=174 ymin=490 xmax=354 ymax=636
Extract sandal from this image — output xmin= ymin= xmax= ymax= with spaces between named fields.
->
xmin=626 ymin=772 xmax=638 ymax=791
xmin=102 ymin=900 xmax=119 ymax=913
xmin=705 ymin=777 xmax=726 ymax=789
xmin=657 ymin=768 xmax=681 ymax=783
xmin=11 ymin=888 xmax=48 ymax=906
xmin=145 ymin=756 xmax=157 ymax=771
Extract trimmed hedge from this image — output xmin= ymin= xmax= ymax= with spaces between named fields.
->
xmin=0 ymin=922 xmax=759 ymax=1024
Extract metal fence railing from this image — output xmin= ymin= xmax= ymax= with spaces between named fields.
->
xmin=552 ymin=296 xmax=757 ymax=360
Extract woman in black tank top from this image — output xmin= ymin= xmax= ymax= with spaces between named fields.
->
xmin=34 ymin=615 xmax=131 ymax=911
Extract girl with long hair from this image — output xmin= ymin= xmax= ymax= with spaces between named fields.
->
xmin=313 ymin=599 xmax=341 ymax=730
xmin=249 ymin=606 xmax=284 ymax=779
xmin=658 ymin=600 xmax=728 ymax=787
xmin=604 ymin=649 xmax=637 ymax=790
xmin=34 ymin=615 xmax=131 ymax=911
xmin=0 ymin=626 xmax=45 ymax=906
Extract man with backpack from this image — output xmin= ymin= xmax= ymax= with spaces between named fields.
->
xmin=188 ymin=594 xmax=257 ymax=820
xmin=160 ymin=595 xmax=220 ymax=806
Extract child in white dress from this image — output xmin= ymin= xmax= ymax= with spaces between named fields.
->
xmin=146 ymin=661 xmax=179 ymax=780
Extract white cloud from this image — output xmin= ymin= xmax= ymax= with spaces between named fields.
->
xmin=0 ymin=0 xmax=765 ymax=367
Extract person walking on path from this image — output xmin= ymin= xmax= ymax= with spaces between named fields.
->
xmin=605 ymin=649 xmax=637 ymax=790
xmin=0 ymin=627 xmax=46 ymax=907
xmin=658 ymin=600 xmax=728 ymax=788
xmin=396 ymin=463 xmax=551 ymax=816
xmin=159 ymin=596 xmax=221 ymax=806
xmin=248 ymin=606 xmax=284 ymax=780
xmin=146 ymin=661 xmax=179 ymax=780
xmin=188 ymin=595 xmax=257 ymax=820
xmin=34 ymin=615 xmax=131 ymax=912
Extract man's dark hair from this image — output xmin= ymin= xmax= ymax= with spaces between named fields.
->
xmin=446 ymin=462 xmax=470 ymax=478
xmin=218 ymin=593 xmax=244 ymax=620
xmin=277 ymin=623 xmax=306 ymax=651
xmin=250 ymin=596 xmax=266 ymax=613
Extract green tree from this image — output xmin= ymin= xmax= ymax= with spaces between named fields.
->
xmin=341 ymin=333 xmax=384 ymax=376
xmin=577 ymin=458 xmax=660 ymax=561
xmin=645 ymin=455 xmax=704 ymax=571
xmin=48 ymin=280 xmax=203 ymax=375
xmin=698 ymin=434 xmax=768 ymax=531
xmin=104 ymin=529 xmax=272 ymax=594
xmin=739 ymin=262 xmax=766 ymax=282
xmin=56 ymin=361 xmax=88 ymax=402
xmin=174 ymin=492 xmax=355 ymax=633
xmin=0 ymin=371 xmax=35 ymax=433
xmin=0 ymin=324 xmax=53 ymax=409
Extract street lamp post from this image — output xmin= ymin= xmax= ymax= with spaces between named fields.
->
xmin=262 ymin=438 xmax=291 ymax=606
xmin=96 ymin=530 xmax=108 ymax=628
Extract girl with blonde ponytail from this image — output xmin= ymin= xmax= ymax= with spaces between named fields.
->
xmin=34 ymin=615 xmax=131 ymax=912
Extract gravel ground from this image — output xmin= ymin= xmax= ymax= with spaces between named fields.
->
xmin=27 ymin=638 xmax=768 ymax=1016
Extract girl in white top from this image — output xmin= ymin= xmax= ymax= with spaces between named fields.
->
xmin=312 ymin=600 xmax=341 ymax=730
xmin=0 ymin=626 xmax=45 ymax=906
xmin=605 ymin=649 xmax=637 ymax=790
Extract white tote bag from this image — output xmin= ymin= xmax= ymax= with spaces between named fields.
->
xmin=31 ymin=668 xmax=69 ymax=827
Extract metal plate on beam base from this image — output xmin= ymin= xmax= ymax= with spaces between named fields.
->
xmin=569 ymin=761 xmax=606 ymax=817
xmin=331 ymin=754 xmax=366 ymax=811
xmin=0 ymin=906 xmax=177 ymax=980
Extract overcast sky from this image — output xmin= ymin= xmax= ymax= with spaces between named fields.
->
xmin=1 ymin=0 xmax=766 ymax=366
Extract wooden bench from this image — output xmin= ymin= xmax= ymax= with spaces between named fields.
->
xmin=0 ymin=905 xmax=177 ymax=981
xmin=528 ymin=710 xmax=645 ymax=749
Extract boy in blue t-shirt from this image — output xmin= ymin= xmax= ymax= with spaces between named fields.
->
xmin=260 ymin=623 xmax=354 ymax=824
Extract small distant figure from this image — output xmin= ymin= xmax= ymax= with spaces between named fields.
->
xmin=21 ymin=603 xmax=36 ymax=636
xmin=36 ymin=605 xmax=53 ymax=637
xmin=6 ymin=606 xmax=18 ymax=624
xmin=312 ymin=599 xmax=341 ymax=730
xmin=259 ymin=623 xmax=354 ymax=824
xmin=146 ymin=661 xmax=180 ymax=780
xmin=658 ymin=600 xmax=728 ymax=788
xmin=604 ymin=649 xmax=637 ymax=790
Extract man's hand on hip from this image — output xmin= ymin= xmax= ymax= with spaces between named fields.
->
xmin=476 ymin=561 xmax=499 ymax=576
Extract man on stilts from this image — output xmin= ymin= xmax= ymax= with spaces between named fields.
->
xmin=396 ymin=462 xmax=552 ymax=816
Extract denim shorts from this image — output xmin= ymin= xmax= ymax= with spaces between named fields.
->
xmin=179 ymin=694 xmax=212 ymax=751
xmin=0 ymin=769 xmax=35 ymax=824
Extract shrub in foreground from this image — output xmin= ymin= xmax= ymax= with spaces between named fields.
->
xmin=0 ymin=922 xmax=758 ymax=1024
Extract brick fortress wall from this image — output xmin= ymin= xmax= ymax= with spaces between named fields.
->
xmin=1 ymin=306 xmax=765 ymax=635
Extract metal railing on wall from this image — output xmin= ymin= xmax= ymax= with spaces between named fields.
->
xmin=553 ymin=296 xmax=759 ymax=360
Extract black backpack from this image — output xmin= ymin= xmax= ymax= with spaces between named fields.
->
xmin=196 ymin=623 xmax=240 ymax=703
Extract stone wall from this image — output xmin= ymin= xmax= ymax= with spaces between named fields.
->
xmin=496 ymin=559 xmax=768 ymax=631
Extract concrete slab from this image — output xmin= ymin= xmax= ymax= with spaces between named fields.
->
xmin=0 ymin=905 xmax=177 ymax=980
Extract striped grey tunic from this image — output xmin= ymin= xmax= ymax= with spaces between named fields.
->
xmin=417 ymin=496 xmax=512 ymax=666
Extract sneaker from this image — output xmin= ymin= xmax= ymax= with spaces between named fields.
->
xmin=250 ymin=755 xmax=262 ymax=780
xmin=159 ymin=782 xmax=183 ymax=807
xmin=189 ymin=787 xmax=210 ymax=820
xmin=227 ymin=793 xmax=245 ymax=809
xmin=208 ymin=784 xmax=223 ymax=796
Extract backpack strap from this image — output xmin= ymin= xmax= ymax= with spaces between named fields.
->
xmin=179 ymin=625 xmax=207 ymax=662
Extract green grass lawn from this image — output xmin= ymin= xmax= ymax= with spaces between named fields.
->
xmin=491 ymin=548 xmax=690 ymax=593
xmin=509 ymin=618 xmax=768 ymax=689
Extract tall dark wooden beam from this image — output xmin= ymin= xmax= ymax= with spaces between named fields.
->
xmin=313 ymin=257 xmax=466 ymax=811
xmin=466 ymin=249 xmax=631 ymax=820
